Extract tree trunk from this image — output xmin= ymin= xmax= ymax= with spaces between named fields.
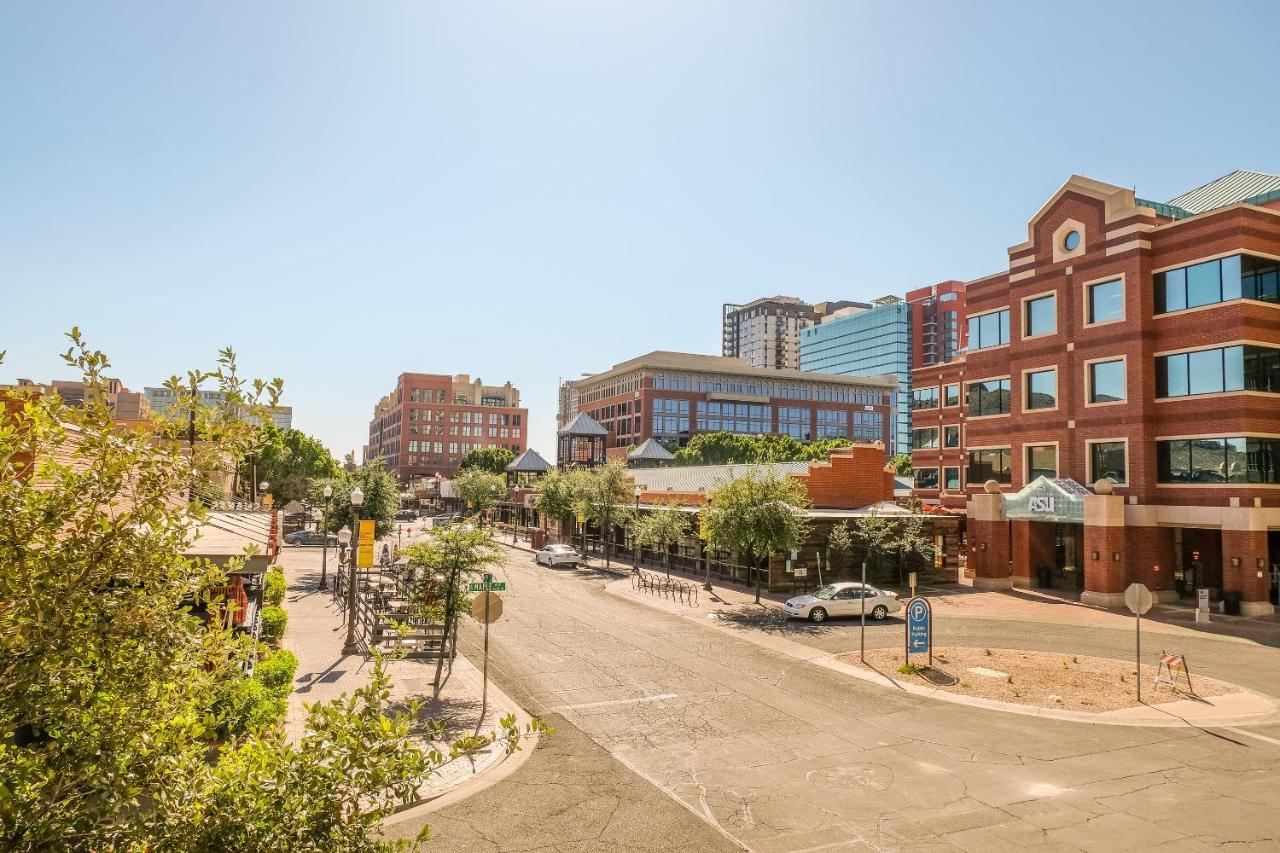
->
xmin=753 ymin=549 xmax=762 ymax=604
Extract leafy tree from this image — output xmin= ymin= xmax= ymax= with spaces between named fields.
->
xmin=0 ymin=333 xmax=542 ymax=850
xmin=633 ymin=501 xmax=692 ymax=576
xmin=401 ymin=524 xmax=503 ymax=699
xmin=852 ymin=510 xmax=933 ymax=585
xmin=673 ymin=431 xmax=854 ymax=466
xmin=889 ymin=453 xmax=913 ymax=475
xmin=458 ymin=447 xmax=515 ymax=476
xmin=571 ymin=460 xmax=635 ymax=567
xmin=824 ymin=520 xmax=854 ymax=586
xmin=244 ymin=425 xmax=340 ymax=504
xmin=703 ymin=467 xmax=811 ymax=603
xmin=452 ymin=468 xmax=507 ymax=514
xmin=532 ymin=467 xmax=577 ymax=525
xmin=310 ymin=460 xmax=399 ymax=539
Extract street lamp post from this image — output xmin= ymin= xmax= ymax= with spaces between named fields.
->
xmin=341 ymin=487 xmax=365 ymax=656
xmin=335 ymin=525 xmax=352 ymax=602
xmin=633 ymin=486 xmax=642 ymax=570
xmin=319 ymin=484 xmax=333 ymax=590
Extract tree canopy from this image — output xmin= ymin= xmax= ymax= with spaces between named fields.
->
xmin=458 ymin=447 xmax=515 ymax=476
xmin=452 ymin=468 xmax=507 ymax=511
xmin=633 ymin=501 xmax=692 ymax=571
xmin=671 ymin=432 xmax=854 ymax=466
xmin=888 ymin=453 xmax=913 ymax=476
xmin=309 ymin=460 xmax=400 ymax=539
xmin=703 ymin=467 xmax=810 ymax=602
xmin=246 ymin=425 xmax=341 ymax=504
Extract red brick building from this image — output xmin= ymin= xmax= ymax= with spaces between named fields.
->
xmin=912 ymin=171 xmax=1280 ymax=614
xmin=366 ymin=373 xmax=527 ymax=483
xmin=557 ymin=351 xmax=897 ymax=455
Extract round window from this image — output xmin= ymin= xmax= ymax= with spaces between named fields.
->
xmin=1063 ymin=230 xmax=1081 ymax=252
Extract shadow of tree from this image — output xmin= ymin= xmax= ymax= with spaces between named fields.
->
xmin=714 ymin=606 xmax=838 ymax=637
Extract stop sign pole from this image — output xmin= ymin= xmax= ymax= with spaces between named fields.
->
xmin=1125 ymin=583 xmax=1153 ymax=704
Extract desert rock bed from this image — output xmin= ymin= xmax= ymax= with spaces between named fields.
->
xmin=839 ymin=646 xmax=1239 ymax=713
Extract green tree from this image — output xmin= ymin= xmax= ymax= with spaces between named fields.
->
xmin=572 ymin=460 xmax=635 ymax=567
xmin=852 ymin=510 xmax=933 ymax=585
xmin=244 ymin=425 xmax=341 ymax=504
xmin=532 ymin=467 xmax=576 ymax=526
xmin=889 ymin=453 xmax=913 ymax=475
xmin=458 ymin=447 xmax=515 ymax=475
xmin=633 ymin=501 xmax=692 ymax=576
xmin=311 ymin=460 xmax=399 ymax=539
xmin=825 ymin=520 xmax=854 ymax=586
xmin=673 ymin=431 xmax=854 ymax=466
xmin=452 ymin=468 xmax=507 ymax=515
xmin=401 ymin=524 xmax=503 ymax=699
xmin=703 ymin=467 xmax=811 ymax=604
xmin=0 ymin=333 xmax=538 ymax=850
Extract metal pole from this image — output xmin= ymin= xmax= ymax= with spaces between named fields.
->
xmin=319 ymin=503 xmax=329 ymax=590
xmin=480 ymin=607 xmax=491 ymax=727
xmin=342 ymin=516 xmax=361 ymax=655
xmin=1136 ymin=609 xmax=1142 ymax=705
xmin=860 ymin=559 xmax=867 ymax=663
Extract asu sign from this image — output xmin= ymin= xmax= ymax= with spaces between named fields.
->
xmin=1003 ymin=477 xmax=1087 ymax=523
xmin=1029 ymin=495 xmax=1056 ymax=514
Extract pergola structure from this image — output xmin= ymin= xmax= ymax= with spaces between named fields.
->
xmin=505 ymin=447 xmax=552 ymax=486
xmin=626 ymin=437 xmax=675 ymax=468
xmin=556 ymin=412 xmax=608 ymax=468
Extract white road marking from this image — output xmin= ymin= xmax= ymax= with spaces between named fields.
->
xmin=1223 ymin=727 xmax=1280 ymax=748
xmin=552 ymin=693 xmax=679 ymax=712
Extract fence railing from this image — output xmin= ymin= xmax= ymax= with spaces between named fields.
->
xmin=332 ymin=565 xmax=444 ymax=658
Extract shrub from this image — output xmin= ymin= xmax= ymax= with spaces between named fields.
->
xmin=255 ymin=648 xmax=298 ymax=697
xmin=217 ymin=675 xmax=287 ymax=737
xmin=260 ymin=605 xmax=288 ymax=646
xmin=264 ymin=569 xmax=286 ymax=606
xmin=897 ymin=662 xmax=926 ymax=676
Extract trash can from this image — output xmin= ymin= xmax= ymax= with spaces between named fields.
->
xmin=1222 ymin=589 xmax=1242 ymax=616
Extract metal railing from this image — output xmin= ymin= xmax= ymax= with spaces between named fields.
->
xmin=632 ymin=569 xmax=700 ymax=607
xmin=332 ymin=565 xmax=445 ymax=658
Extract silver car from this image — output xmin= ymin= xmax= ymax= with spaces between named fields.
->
xmin=783 ymin=582 xmax=902 ymax=623
xmin=535 ymin=544 xmax=583 ymax=567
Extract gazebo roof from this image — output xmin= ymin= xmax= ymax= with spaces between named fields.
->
xmin=557 ymin=412 xmax=608 ymax=437
xmin=506 ymin=448 xmax=552 ymax=473
xmin=627 ymin=438 xmax=674 ymax=462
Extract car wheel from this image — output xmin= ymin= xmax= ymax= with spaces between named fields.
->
xmin=289 ymin=540 xmax=300 ymax=547
xmin=872 ymin=605 xmax=888 ymax=621
xmin=809 ymin=607 xmax=828 ymax=623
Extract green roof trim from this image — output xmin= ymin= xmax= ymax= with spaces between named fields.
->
xmin=1136 ymin=198 xmax=1194 ymax=220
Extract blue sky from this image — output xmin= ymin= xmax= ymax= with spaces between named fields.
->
xmin=3 ymin=1 xmax=1278 ymax=461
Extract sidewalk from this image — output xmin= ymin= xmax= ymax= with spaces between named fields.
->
xmin=275 ymin=546 xmax=536 ymax=811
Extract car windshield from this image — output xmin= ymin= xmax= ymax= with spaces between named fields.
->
xmin=550 ymin=545 xmax=572 ymax=552
xmin=811 ymin=585 xmax=838 ymax=600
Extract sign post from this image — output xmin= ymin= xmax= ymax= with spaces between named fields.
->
xmin=1124 ymin=582 xmax=1153 ymax=704
xmin=905 ymin=596 xmax=932 ymax=667
xmin=859 ymin=560 xmax=868 ymax=663
xmin=469 ymin=574 xmax=506 ymax=732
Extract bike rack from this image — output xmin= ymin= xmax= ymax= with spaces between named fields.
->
xmin=632 ymin=569 xmax=698 ymax=607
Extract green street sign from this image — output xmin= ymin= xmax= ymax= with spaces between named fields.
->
xmin=468 ymin=581 xmax=506 ymax=592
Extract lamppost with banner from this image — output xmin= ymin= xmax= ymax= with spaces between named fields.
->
xmin=319 ymin=484 xmax=333 ymax=590
xmin=341 ymin=487 xmax=365 ymax=656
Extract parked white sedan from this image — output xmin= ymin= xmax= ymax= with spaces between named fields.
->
xmin=783 ymin=582 xmax=902 ymax=623
xmin=534 ymin=544 xmax=584 ymax=567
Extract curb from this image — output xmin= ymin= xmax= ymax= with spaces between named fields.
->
xmin=381 ymin=653 xmax=540 ymax=828
xmin=604 ymin=581 xmax=1280 ymax=730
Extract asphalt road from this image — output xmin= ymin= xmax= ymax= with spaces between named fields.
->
xmin=397 ymin=546 xmax=1280 ymax=851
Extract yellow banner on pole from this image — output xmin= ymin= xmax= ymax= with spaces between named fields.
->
xmin=357 ymin=520 xmax=375 ymax=568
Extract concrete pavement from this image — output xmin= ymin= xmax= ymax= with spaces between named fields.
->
xmin=414 ymin=543 xmax=1280 ymax=851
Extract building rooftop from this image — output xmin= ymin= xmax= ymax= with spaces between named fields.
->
xmin=1163 ymin=169 xmax=1280 ymax=215
xmin=557 ymin=412 xmax=609 ymax=436
xmin=627 ymin=438 xmax=675 ymax=462
xmin=629 ymin=461 xmax=811 ymax=494
xmin=506 ymin=448 xmax=552 ymax=473
xmin=570 ymin=351 xmax=899 ymax=390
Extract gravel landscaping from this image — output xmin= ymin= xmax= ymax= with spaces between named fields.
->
xmin=839 ymin=646 xmax=1239 ymax=713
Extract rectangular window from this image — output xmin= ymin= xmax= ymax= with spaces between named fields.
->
xmin=1090 ymin=441 xmax=1126 ymax=485
xmin=943 ymin=424 xmax=960 ymax=448
xmin=1024 ymin=294 xmax=1056 ymax=337
xmin=1088 ymin=359 xmax=1125 ymax=403
xmin=967 ymin=378 xmax=1011 ymax=416
xmin=911 ymin=387 xmax=939 ymax=410
xmin=1158 ymin=436 xmax=1274 ymax=484
xmin=850 ymin=410 xmax=882 ymax=442
xmin=1087 ymin=279 xmax=1123 ymax=324
xmin=967 ymin=309 xmax=1010 ymax=350
xmin=967 ymin=448 xmax=1011 ymax=485
xmin=778 ymin=406 xmax=810 ymax=440
xmin=1026 ymin=444 xmax=1057 ymax=481
xmin=1025 ymin=368 xmax=1057 ymax=410
xmin=943 ymin=384 xmax=960 ymax=407
xmin=1156 ymin=253 xmax=1280 ymax=313
xmin=911 ymin=427 xmax=939 ymax=450
xmin=1157 ymin=345 xmax=1277 ymax=397
xmin=816 ymin=409 xmax=848 ymax=439
xmin=943 ymin=466 xmax=961 ymax=490
xmin=915 ymin=468 xmax=939 ymax=489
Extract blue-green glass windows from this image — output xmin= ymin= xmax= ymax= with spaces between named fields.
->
xmin=967 ymin=378 xmax=1011 ymax=416
xmin=943 ymin=424 xmax=960 ymax=448
xmin=850 ymin=410 xmax=882 ymax=442
xmin=815 ymin=409 xmax=848 ymax=439
xmin=911 ymin=386 xmax=939 ymax=410
xmin=967 ymin=448 xmax=1011 ymax=485
xmin=696 ymin=401 xmax=768 ymax=434
xmin=778 ymin=406 xmax=810 ymax=440
xmin=943 ymin=384 xmax=961 ymax=407
xmin=1158 ymin=437 xmax=1278 ymax=484
xmin=1024 ymin=294 xmax=1056 ymax=337
xmin=943 ymin=466 xmax=961 ymax=490
xmin=1089 ymin=442 xmax=1126 ymax=485
xmin=1025 ymin=369 xmax=1057 ymax=410
xmin=1155 ymin=254 xmax=1280 ymax=313
xmin=1087 ymin=279 xmax=1123 ymax=324
xmin=967 ymin=310 xmax=1009 ymax=350
xmin=911 ymin=428 xmax=939 ymax=450
xmin=651 ymin=398 xmax=690 ymax=437
xmin=1157 ymin=345 xmax=1280 ymax=397
xmin=1088 ymin=360 xmax=1125 ymax=404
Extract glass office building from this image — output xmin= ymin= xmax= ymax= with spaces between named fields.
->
xmin=799 ymin=300 xmax=911 ymax=454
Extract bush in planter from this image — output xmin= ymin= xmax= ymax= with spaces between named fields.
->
xmin=216 ymin=674 xmax=287 ymax=737
xmin=254 ymin=648 xmax=298 ymax=697
xmin=264 ymin=568 xmax=286 ymax=606
xmin=260 ymin=605 xmax=288 ymax=646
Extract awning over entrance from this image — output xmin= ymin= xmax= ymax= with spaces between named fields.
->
xmin=1002 ymin=476 xmax=1090 ymax=523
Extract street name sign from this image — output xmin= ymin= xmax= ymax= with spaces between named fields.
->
xmin=468 ymin=572 xmax=506 ymax=593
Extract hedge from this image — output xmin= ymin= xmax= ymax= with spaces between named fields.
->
xmin=260 ymin=605 xmax=288 ymax=646
xmin=254 ymin=648 xmax=298 ymax=697
xmin=264 ymin=569 xmax=286 ymax=607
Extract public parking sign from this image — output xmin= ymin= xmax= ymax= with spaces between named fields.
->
xmin=906 ymin=597 xmax=931 ymax=656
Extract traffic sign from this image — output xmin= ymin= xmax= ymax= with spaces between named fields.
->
xmin=468 ymin=571 xmax=506 ymax=592
xmin=471 ymin=591 xmax=503 ymax=623
xmin=906 ymin=597 xmax=931 ymax=657
xmin=1124 ymin=583 xmax=1153 ymax=615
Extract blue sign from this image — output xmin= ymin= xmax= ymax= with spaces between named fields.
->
xmin=907 ymin=597 xmax=930 ymax=655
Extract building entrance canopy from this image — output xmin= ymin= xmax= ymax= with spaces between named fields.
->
xmin=1002 ymin=476 xmax=1090 ymax=523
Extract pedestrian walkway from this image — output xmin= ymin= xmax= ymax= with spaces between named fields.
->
xmin=274 ymin=546 xmax=537 ymax=809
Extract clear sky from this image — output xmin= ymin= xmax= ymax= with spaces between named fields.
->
xmin=3 ymin=1 xmax=1278 ymax=462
